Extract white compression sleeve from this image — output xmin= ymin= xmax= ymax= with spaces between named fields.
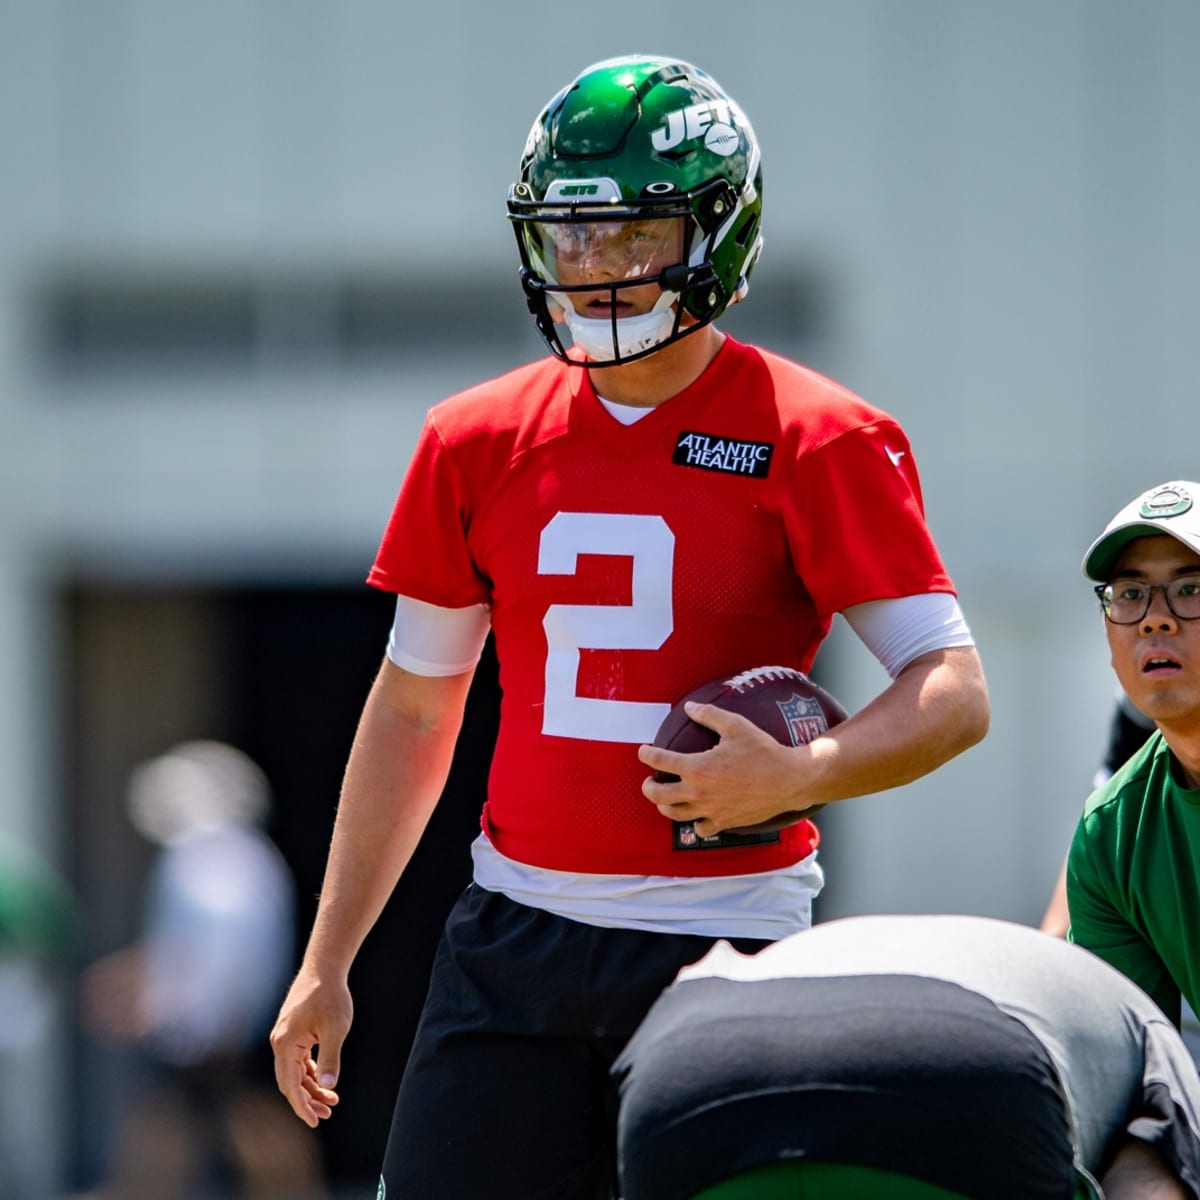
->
xmin=840 ymin=593 xmax=974 ymax=680
xmin=386 ymin=595 xmax=492 ymax=676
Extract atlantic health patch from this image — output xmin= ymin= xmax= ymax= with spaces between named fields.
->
xmin=673 ymin=431 xmax=773 ymax=478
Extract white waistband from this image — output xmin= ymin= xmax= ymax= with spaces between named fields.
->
xmin=470 ymin=833 xmax=823 ymax=940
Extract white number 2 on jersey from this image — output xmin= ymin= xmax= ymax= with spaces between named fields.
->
xmin=538 ymin=512 xmax=674 ymax=743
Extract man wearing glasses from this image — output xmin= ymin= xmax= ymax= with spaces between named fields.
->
xmin=1068 ymin=480 xmax=1200 ymax=1026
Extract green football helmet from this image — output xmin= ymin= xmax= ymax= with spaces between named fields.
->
xmin=508 ymin=56 xmax=764 ymax=366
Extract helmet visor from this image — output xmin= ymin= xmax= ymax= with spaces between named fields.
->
xmin=528 ymin=217 xmax=685 ymax=289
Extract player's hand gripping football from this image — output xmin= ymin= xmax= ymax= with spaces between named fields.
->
xmin=270 ymin=962 xmax=351 ymax=1127
xmin=638 ymin=700 xmax=827 ymax=837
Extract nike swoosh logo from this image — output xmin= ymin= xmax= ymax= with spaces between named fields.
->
xmin=885 ymin=445 xmax=906 ymax=467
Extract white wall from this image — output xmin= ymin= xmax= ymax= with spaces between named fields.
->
xmin=2 ymin=1 xmax=1199 ymax=1187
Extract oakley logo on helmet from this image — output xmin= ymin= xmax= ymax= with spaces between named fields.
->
xmin=651 ymin=100 xmax=749 ymax=155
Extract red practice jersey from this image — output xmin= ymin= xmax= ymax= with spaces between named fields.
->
xmin=369 ymin=338 xmax=954 ymax=876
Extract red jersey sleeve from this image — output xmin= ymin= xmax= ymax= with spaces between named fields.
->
xmin=782 ymin=419 xmax=954 ymax=618
xmin=367 ymin=413 xmax=490 ymax=608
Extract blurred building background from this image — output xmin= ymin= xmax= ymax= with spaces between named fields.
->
xmin=2 ymin=1 xmax=1198 ymax=1195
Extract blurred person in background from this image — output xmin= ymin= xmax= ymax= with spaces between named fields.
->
xmin=1039 ymin=687 xmax=1155 ymax=938
xmin=78 ymin=741 xmax=324 ymax=1200
xmin=0 ymin=831 xmax=79 ymax=1200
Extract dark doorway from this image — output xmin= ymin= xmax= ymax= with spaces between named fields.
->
xmin=64 ymin=581 xmax=499 ymax=1193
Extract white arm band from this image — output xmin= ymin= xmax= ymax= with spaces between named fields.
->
xmin=840 ymin=593 xmax=974 ymax=680
xmin=386 ymin=595 xmax=492 ymax=676
xmin=386 ymin=593 xmax=970 ymax=682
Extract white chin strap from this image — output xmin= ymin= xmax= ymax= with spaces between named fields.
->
xmin=557 ymin=290 xmax=678 ymax=362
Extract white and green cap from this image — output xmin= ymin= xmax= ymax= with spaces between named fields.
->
xmin=1083 ymin=481 xmax=1200 ymax=581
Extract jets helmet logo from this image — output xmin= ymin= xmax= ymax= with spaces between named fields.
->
xmin=650 ymin=99 xmax=750 ymax=157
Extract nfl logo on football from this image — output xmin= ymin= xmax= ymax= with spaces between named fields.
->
xmin=779 ymin=695 xmax=827 ymax=746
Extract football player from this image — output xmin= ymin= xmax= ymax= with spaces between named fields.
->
xmin=616 ymin=914 xmax=1200 ymax=1199
xmin=271 ymin=56 xmax=989 ymax=1198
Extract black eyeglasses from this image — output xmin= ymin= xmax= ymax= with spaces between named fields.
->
xmin=1095 ymin=576 xmax=1200 ymax=624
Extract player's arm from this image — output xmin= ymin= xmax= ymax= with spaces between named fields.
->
xmin=270 ymin=656 xmax=475 ymax=1127
xmin=1040 ymin=691 xmax=1155 ymax=938
xmin=1066 ymin=833 xmax=1182 ymax=1026
xmin=803 ymin=639 xmax=989 ymax=796
xmin=640 ymin=597 xmax=988 ymax=835
xmin=1039 ymin=857 xmax=1071 ymax=938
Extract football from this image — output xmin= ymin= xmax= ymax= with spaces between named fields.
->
xmin=652 ymin=665 xmax=848 ymax=834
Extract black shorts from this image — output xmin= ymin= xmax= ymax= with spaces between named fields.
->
xmin=379 ymin=884 xmax=770 ymax=1200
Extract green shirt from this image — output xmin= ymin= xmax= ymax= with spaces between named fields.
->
xmin=1067 ymin=730 xmax=1200 ymax=1025
xmin=0 ymin=833 xmax=78 ymax=966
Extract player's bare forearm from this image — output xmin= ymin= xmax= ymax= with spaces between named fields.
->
xmin=639 ymin=646 xmax=988 ymax=834
xmin=1039 ymin=858 xmax=1070 ymax=938
xmin=271 ymin=657 xmax=474 ymax=1125
xmin=299 ymin=659 xmax=473 ymax=974
xmin=808 ymin=644 xmax=989 ymax=800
